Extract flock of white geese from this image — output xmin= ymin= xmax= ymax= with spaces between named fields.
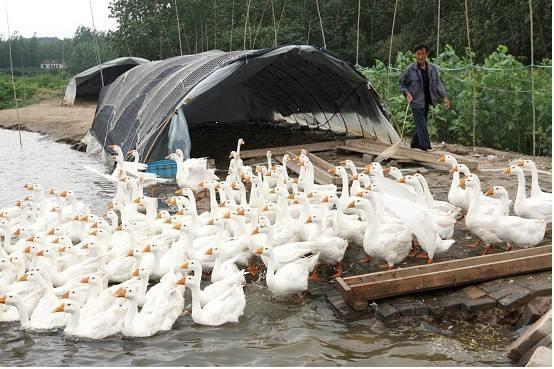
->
xmin=0 ymin=139 xmax=551 ymax=339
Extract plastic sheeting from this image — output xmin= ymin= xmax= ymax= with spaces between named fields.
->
xmin=87 ymin=46 xmax=400 ymax=162
xmin=64 ymin=57 xmax=149 ymax=105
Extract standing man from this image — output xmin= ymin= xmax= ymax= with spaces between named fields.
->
xmin=399 ymin=44 xmax=450 ymax=151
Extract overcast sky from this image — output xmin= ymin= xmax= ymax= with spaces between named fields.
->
xmin=1 ymin=0 xmax=118 ymax=39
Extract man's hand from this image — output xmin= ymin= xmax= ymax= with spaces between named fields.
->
xmin=406 ymin=92 xmax=413 ymax=103
xmin=444 ymin=96 xmax=451 ymax=110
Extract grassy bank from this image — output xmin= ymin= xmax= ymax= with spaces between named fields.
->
xmin=0 ymin=72 xmax=68 ymax=110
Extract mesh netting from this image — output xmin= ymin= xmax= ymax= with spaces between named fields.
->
xmin=90 ymin=45 xmax=400 ymax=161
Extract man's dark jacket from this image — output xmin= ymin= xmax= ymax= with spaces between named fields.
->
xmin=399 ymin=62 xmax=447 ymax=109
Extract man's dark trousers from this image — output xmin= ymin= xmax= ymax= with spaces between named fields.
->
xmin=410 ymin=105 xmax=431 ymax=150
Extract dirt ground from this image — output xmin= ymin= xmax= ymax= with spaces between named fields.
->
xmin=0 ymin=99 xmax=96 ymax=144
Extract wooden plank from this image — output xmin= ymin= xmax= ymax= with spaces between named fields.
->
xmin=305 ymin=151 xmax=334 ymax=171
xmin=275 ymin=151 xmax=336 ymax=186
xmin=344 ymin=138 xmax=479 ymax=171
xmin=343 ymin=245 xmax=551 ymax=286
xmin=339 ymin=247 xmax=552 ymax=310
xmin=240 ymin=141 xmax=341 ymax=159
xmin=346 ymin=253 xmax=551 ymax=308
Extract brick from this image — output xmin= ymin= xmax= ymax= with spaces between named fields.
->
xmin=480 ymin=279 xmax=509 ymax=293
xmin=498 ymin=287 xmax=532 ymax=309
xmin=376 ymin=303 xmax=400 ymax=322
xmin=462 ymin=296 xmax=497 ymax=312
xmin=527 ymin=281 xmax=552 ymax=297
xmin=462 ymin=285 xmax=488 ymax=299
xmin=439 ymin=295 xmax=464 ymax=312
xmin=489 ymin=286 xmax=518 ymax=301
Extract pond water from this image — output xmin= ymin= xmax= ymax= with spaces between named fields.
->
xmin=0 ymin=129 xmax=515 ymax=366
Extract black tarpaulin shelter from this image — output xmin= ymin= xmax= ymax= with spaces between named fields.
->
xmin=83 ymin=45 xmax=399 ymax=162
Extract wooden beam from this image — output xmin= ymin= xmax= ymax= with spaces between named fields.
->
xmin=336 ymin=245 xmax=552 ymax=310
xmin=343 ymin=138 xmax=479 ymax=171
xmin=240 ymin=140 xmax=341 ymax=159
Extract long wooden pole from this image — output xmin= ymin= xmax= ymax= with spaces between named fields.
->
xmin=528 ymin=0 xmax=536 ymax=156
xmin=387 ymin=0 xmax=399 ymax=100
xmin=464 ymin=0 xmax=476 ymax=148
xmin=229 ymin=0 xmax=235 ymax=51
xmin=5 ymin=8 xmax=22 ymax=148
xmin=175 ymin=0 xmax=183 ymax=55
xmin=315 ymin=0 xmax=326 ymax=48
xmin=89 ymin=0 xmax=104 ymax=87
xmin=355 ymin=0 xmax=361 ymax=65
xmin=436 ymin=0 xmax=441 ymax=54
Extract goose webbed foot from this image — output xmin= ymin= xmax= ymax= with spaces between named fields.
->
xmin=416 ymin=252 xmax=429 ymax=259
xmin=308 ymin=264 xmax=324 ymax=281
xmin=356 ymin=255 xmax=371 ymax=264
xmin=467 ymin=239 xmax=482 ymax=249
xmin=481 ymin=244 xmax=492 ymax=255
xmin=328 ymin=261 xmax=344 ymax=279
xmin=410 ymin=240 xmax=420 ymax=257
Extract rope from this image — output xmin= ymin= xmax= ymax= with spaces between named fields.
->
xmin=464 ymin=0 xmax=476 ymax=148
xmin=89 ymin=0 xmax=105 ymax=87
xmin=529 ymin=0 xmax=536 ymax=156
xmin=387 ymin=0 xmax=399 ymax=100
xmin=306 ymin=19 xmax=311 ymax=45
xmin=436 ymin=0 xmax=441 ymax=54
xmin=355 ymin=0 xmax=361 ymax=66
xmin=315 ymin=0 xmax=326 ymax=49
xmin=175 ymin=0 xmax=183 ymax=55
xmin=229 ymin=0 xmax=235 ymax=51
xmin=5 ymin=8 xmax=22 ymax=148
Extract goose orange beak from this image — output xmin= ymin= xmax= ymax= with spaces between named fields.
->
xmin=47 ymin=228 xmax=55 ymax=236
xmin=206 ymin=218 xmax=214 ymax=225
xmin=255 ymin=247 xmax=264 ymax=255
xmin=36 ymin=250 xmax=44 ymax=256
xmin=52 ymin=303 xmax=65 ymax=313
xmin=251 ymin=227 xmax=259 ymax=235
xmin=328 ymin=167 xmax=337 ymax=174
xmin=176 ymin=277 xmax=186 ymax=285
xmin=516 ymin=160 xmax=525 ymax=166
xmin=176 ymin=209 xmax=185 ymax=216
xmin=305 ymin=217 xmax=312 ymax=224
xmin=321 ymin=195 xmax=329 ymax=203
xmin=261 ymin=205 xmax=269 ymax=212
xmin=156 ymin=212 xmax=162 ymax=219
xmin=18 ymin=274 xmax=28 ymax=281
xmin=459 ymin=178 xmax=467 ymax=188
xmin=60 ymin=291 xmax=69 ymax=299
xmin=398 ymin=177 xmax=406 ymax=183
xmin=205 ymin=248 xmax=213 ymax=255
xmin=383 ymin=167 xmax=391 ymax=174
xmin=437 ymin=155 xmax=446 ymax=162
xmin=0 ymin=295 xmax=5 ymax=304
xmin=23 ymin=246 xmax=31 ymax=253
xmin=51 ymin=238 xmax=60 ymax=244
xmin=485 ymin=187 xmax=495 ymax=196
xmin=347 ymin=201 xmax=356 ymax=209
xmin=132 ymin=269 xmax=139 ymax=277
xmin=449 ymin=166 xmax=458 ymax=173
xmin=143 ymin=245 xmax=151 ymax=253
xmin=133 ymin=197 xmax=141 ymax=204
xmin=224 ymin=211 xmax=231 ymax=219
xmin=127 ymin=250 xmax=134 ymax=257
xmin=114 ymin=288 xmax=126 ymax=298
xmin=89 ymin=230 xmax=97 ymax=236
xmin=172 ymin=223 xmax=182 ymax=230
xmin=180 ymin=261 xmax=189 ymax=270
xmin=503 ymin=167 xmax=511 ymax=174
xmin=80 ymin=277 xmax=89 ymax=283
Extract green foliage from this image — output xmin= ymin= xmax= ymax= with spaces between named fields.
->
xmin=0 ymin=72 xmax=69 ymax=109
xmin=362 ymin=45 xmax=552 ymax=156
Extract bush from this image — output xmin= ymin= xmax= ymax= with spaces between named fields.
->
xmin=0 ymin=72 xmax=69 ymax=109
